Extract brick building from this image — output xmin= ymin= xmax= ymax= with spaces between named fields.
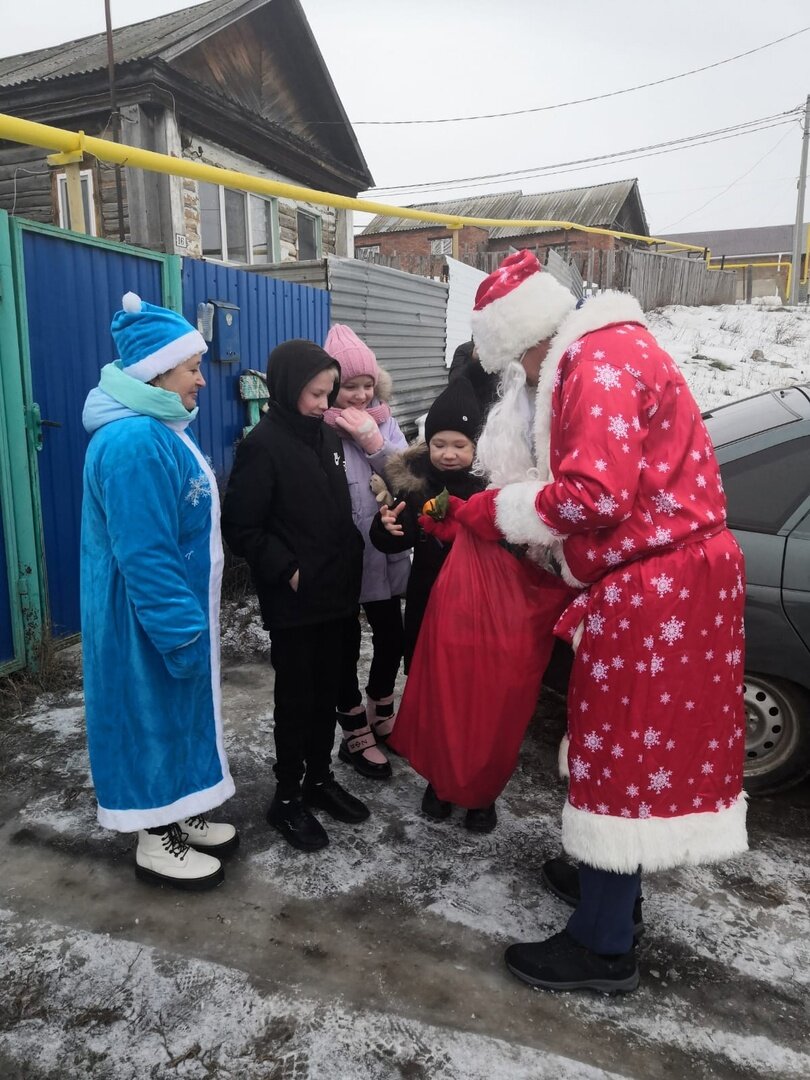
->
xmin=354 ymin=179 xmax=650 ymax=274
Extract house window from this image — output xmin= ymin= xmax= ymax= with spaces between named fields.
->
xmin=297 ymin=211 xmax=322 ymax=260
xmin=356 ymin=244 xmax=380 ymax=260
xmin=56 ymin=170 xmax=96 ymax=236
xmin=199 ymin=182 xmax=279 ymax=264
xmin=430 ymin=237 xmax=452 ymax=256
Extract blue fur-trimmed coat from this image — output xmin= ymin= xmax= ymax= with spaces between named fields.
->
xmin=81 ymin=397 xmax=234 ymax=831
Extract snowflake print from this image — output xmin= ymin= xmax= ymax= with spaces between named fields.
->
xmin=621 ymin=696 xmax=630 ymax=706
xmin=587 ymin=613 xmax=606 ymax=636
xmin=685 ymin=700 xmax=695 ymax=710
xmin=618 ymin=618 xmax=630 ymax=630
xmin=186 ymin=473 xmax=212 ymax=507
xmin=647 ymin=526 xmax=674 ymax=548
xmin=715 ymin=614 xmax=724 ymax=628
xmin=661 ymin=420 xmax=670 ymax=430
xmin=643 ymin=727 xmax=662 ymax=749
xmin=592 ymin=349 xmax=606 ymax=359
xmin=650 ymin=573 xmax=674 ymax=597
xmin=571 ymin=756 xmax=591 ymax=781
xmin=652 ymin=490 xmax=682 ymax=516
xmin=559 ymin=499 xmax=587 ymax=523
xmin=626 ymin=783 xmax=639 ymax=798
xmin=660 ymin=616 xmax=685 ymax=645
xmin=596 ymin=803 xmax=610 ymax=815
xmin=595 ymin=493 xmax=619 ymax=516
xmin=611 ymin=744 xmax=624 ymax=759
xmin=594 ymin=364 xmax=622 ymax=391
xmin=594 ymin=458 xmax=607 ymax=471
xmin=579 ymin=700 xmax=590 ymax=713
xmin=586 ymin=549 xmax=597 ymax=561
xmin=620 ymin=539 xmax=635 ymax=554
xmin=701 ymin=762 xmax=714 ymax=775
xmin=679 ymin=588 xmax=690 ymax=599
xmin=638 ymin=803 xmax=653 ymax=819
xmin=590 ymin=405 xmax=604 ymax=420
xmin=607 ymin=415 xmax=630 ymax=440
xmin=643 ymin=635 xmax=655 ymax=650
xmin=696 ymin=474 xmax=707 ymax=488
xmin=692 ymin=796 xmax=703 ymax=809
xmin=621 ymin=808 xmax=632 ymax=818
xmin=635 ymin=660 xmax=647 ymax=673
xmin=665 ymin=739 xmax=676 ymax=750
xmin=602 ymin=585 xmax=622 ymax=606
xmin=583 ymin=731 xmax=604 ymax=752
xmin=708 ymin=738 xmax=720 ymax=751
xmin=611 ymin=656 xmax=624 ymax=669
xmin=603 ymin=766 xmax=613 ymax=778
xmin=603 ymin=548 xmax=623 ymax=566
xmin=650 ymin=654 xmax=665 ymax=676
xmin=591 ymin=660 xmax=610 ymax=683
xmin=660 ymin=692 xmax=671 ymax=704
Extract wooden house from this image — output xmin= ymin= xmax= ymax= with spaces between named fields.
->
xmin=0 ymin=0 xmax=373 ymax=262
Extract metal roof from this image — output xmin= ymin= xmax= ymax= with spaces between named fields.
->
xmin=0 ymin=0 xmax=266 ymax=86
xmin=660 ymin=224 xmax=808 ymax=259
xmin=361 ymin=180 xmax=643 ymax=237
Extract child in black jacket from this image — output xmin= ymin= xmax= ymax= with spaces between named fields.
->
xmin=369 ymin=381 xmax=496 ymax=831
xmin=221 ymin=340 xmax=367 ymax=852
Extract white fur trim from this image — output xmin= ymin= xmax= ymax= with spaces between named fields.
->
xmin=122 ymin=291 xmax=141 ymax=313
xmin=570 ymin=620 xmax=584 ymax=651
xmin=561 ymin=793 xmax=748 ymax=873
xmin=123 ymin=329 xmax=208 ymax=381
xmin=558 ymin=550 xmax=588 ymax=589
xmin=472 ymin=270 xmax=576 ymax=374
xmin=533 ymin=292 xmax=647 ymax=479
xmin=97 ymin=775 xmax=235 ymax=832
xmin=494 ymin=480 xmax=558 ymax=545
xmin=558 ymin=734 xmax=570 ymax=779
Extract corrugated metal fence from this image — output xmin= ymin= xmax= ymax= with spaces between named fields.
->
xmin=182 ymin=259 xmax=329 ymax=476
xmin=256 ymin=256 xmax=449 ymax=436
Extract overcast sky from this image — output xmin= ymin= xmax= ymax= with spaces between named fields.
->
xmin=2 ymin=0 xmax=809 ymax=237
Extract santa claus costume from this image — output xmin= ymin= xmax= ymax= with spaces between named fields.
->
xmin=469 ymin=251 xmax=747 ymax=993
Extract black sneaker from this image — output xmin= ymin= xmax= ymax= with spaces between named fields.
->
xmin=303 ymin=776 xmax=370 ymax=824
xmin=541 ymin=857 xmax=645 ymax=938
xmin=421 ymin=783 xmax=452 ymax=820
xmin=266 ymin=794 xmax=329 ymax=851
xmin=505 ymin=930 xmax=639 ymax=994
xmin=464 ymin=804 xmax=497 ymax=833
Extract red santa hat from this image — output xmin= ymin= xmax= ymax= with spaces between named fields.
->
xmin=471 ymin=251 xmax=576 ymax=374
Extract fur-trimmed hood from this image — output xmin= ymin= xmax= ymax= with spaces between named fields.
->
xmin=383 ymin=443 xmax=484 ymax=504
xmin=374 ymin=366 xmax=394 ymax=403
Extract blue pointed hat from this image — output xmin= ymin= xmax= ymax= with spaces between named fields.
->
xmin=111 ymin=292 xmax=207 ymax=381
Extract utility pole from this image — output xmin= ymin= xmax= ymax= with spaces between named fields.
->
xmin=789 ymin=94 xmax=809 ymax=305
xmin=105 ymin=1 xmax=126 ymax=243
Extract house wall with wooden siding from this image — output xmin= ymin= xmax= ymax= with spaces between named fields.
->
xmin=354 ymin=225 xmax=489 ymax=274
xmin=180 ymin=131 xmax=337 ymax=261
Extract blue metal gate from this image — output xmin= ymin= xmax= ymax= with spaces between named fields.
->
xmin=182 ymin=259 xmax=330 ymax=476
xmin=15 ymin=221 xmax=173 ymax=640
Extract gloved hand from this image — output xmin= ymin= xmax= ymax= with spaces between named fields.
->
xmin=164 ymin=633 xmax=208 ymax=679
xmin=335 ymin=407 xmax=384 ymax=454
xmin=418 ymin=513 xmax=459 ymax=543
xmin=454 ymin=489 xmax=503 ymax=541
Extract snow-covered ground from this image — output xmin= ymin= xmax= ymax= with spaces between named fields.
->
xmin=647 ymin=298 xmax=809 ymax=411
xmin=1 ymin=300 xmax=809 ymax=1079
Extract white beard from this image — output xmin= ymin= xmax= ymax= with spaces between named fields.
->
xmin=474 ymin=361 xmax=543 ymax=487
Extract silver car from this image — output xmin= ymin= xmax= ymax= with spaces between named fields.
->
xmin=704 ymin=385 xmax=810 ymax=795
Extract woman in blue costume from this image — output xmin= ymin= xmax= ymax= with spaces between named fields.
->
xmin=81 ymin=292 xmax=236 ymax=891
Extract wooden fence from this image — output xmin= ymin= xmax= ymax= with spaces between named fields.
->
xmin=355 ymin=244 xmax=737 ymax=310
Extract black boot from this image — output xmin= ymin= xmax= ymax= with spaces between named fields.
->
xmin=421 ymin=783 xmax=452 ymax=820
xmin=303 ymin=775 xmax=370 ymax=824
xmin=541 ymin=857 xmax=644 ymax=936
xmin=505 ymin=930 xmax=639 ymax=994
xmin=464 ymin=803 xmax=497 ymax=833
xmin=267 ymin=793 xmax=328 ymax=852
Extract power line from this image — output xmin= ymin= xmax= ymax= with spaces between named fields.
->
xmin=658 ymin=119 xmax=802 ymax=231
xmin=367 ymin=108 xmax=803 ymax=198
xmin=349 ymin=26 xmax=810 ymax=126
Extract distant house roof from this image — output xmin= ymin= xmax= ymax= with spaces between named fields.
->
xmin=660 ymin=224 xmax=808 ymax=259
xmin=360 ymin=179 xmax=649 ymax=238
xmin=0 ymin=0 xmax=373 ymax=193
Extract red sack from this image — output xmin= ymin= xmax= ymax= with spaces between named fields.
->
xmin=390 ymin=526 xmax=574 ymax=807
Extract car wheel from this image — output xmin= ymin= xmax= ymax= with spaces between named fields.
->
xmin=743 ymin=673 xmax=810 ymax=796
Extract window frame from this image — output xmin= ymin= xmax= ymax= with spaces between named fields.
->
xmin=55 ymin=168 xmax=97 ymax=236
xmin=198 ymin=182 xmax=280 ymax=265
xmin=296 ymin=209 xmax=322 ymax=260
xmin=430 ymin=236 xmax=453 ymax=256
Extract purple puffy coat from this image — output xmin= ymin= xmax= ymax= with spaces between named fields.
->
xmin=341 ymin=412 xmax=411 ymax=603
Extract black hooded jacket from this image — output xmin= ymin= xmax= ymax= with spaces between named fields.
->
xmin=221 ymin=340 xmax=363 ymax=631
xmin=369 ymin=444 xmax=484 ymax=670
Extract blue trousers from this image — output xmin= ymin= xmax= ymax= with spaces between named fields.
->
xmin=566 ymin=864 xmax=641 ymax=955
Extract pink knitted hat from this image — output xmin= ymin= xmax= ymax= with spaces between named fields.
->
xmin=324 ymin=323 xmax=379 ymax=383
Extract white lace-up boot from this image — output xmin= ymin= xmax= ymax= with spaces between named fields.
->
xmin=135 ymin=824 xmax=224 ymax=891
xmin=179 ymin=815 xmax=239 ymax=856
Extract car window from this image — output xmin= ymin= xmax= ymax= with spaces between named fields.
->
xmin=721 ymin=436 xmax=810 ymax=533
xmin=704 ymin=387 xmax=808 ymax=447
